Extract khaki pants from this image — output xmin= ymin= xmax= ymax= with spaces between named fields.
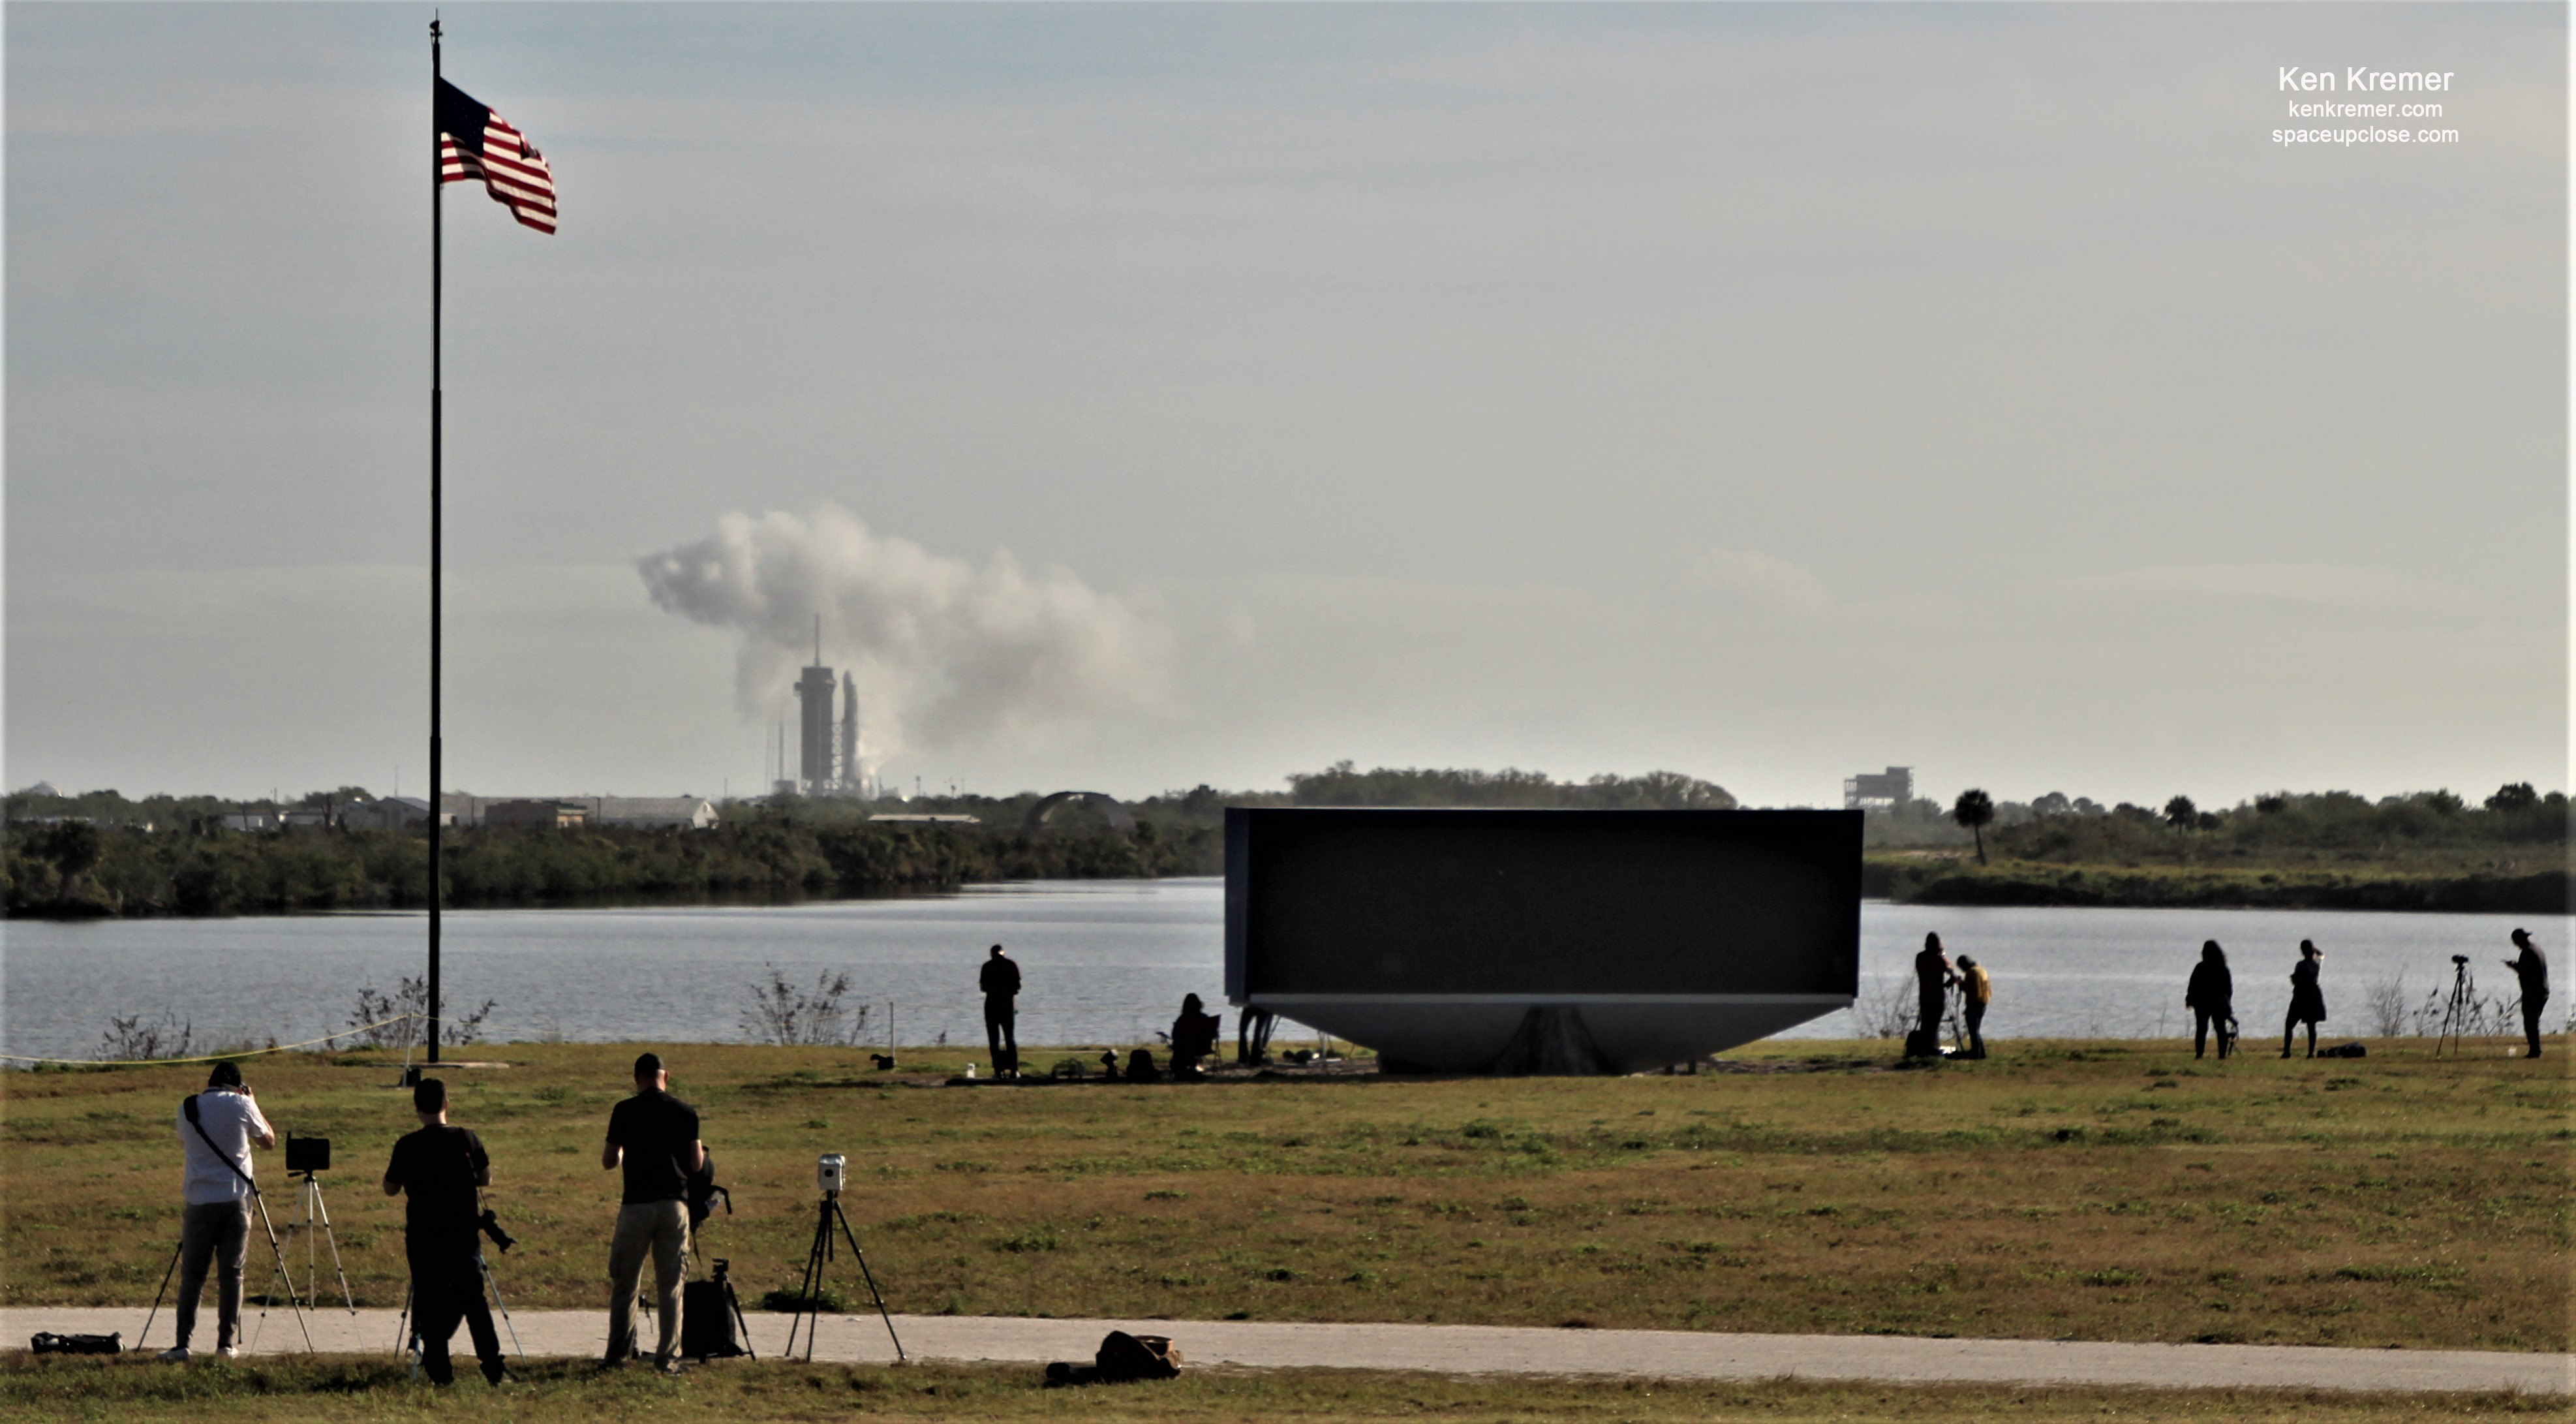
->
xmin=606 ymin=1200 xmax=689 ymax=1363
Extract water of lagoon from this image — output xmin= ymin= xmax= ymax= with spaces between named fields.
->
xmin=1 ymin=879 xmax=2557 ymax=1062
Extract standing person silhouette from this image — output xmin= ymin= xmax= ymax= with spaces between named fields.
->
xmin=1910 ymin=933 xmax=1955 ymax=1056
xmin=2505 ymin=928 xmax=2550 ymax=1059
xmin=2282 ymin=940 xmax=2327 ymax=1059
xmin=1954 ymin=955 xmax=1991 ymax=1059
xmin=979 ymin=945 xmax=1022 ymax=1079
xmin=2186 ymin=941 xmax=2234 ymax=1060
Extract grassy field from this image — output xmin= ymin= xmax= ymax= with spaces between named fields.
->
xmin=3 ymin=1038 xmax=2565 ymax=1354
xmin=2 ymin=1355 xmax=2564 ymax=1424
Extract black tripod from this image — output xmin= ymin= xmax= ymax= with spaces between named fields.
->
xmin=2435 ymin=956 xmax=2477 ymax=1059
xmin=782 ymin=1192 xmax=904 ymax=1363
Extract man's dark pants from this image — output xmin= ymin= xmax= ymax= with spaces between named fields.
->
xmin=1963 ymin=1002 xmax=1986 ymax=1059
xmin=2193 ymin=1009 xmax=2232 ymax=1059
xmin=409 ymin=1246 xmax=504 ymax=1385
xmin=2524 ymin=991 xmax=2549 ymax=1058
xmin=984 ymin=997 xmax=1018 ymax=1075
xmin=173 ymin=1200 xmax=250 ymax=1350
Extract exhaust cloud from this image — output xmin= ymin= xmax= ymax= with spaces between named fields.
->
xmin=637 ymin=505 xmax=1168 ymax=756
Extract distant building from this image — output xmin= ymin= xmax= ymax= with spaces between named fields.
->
xmin=219 ymin=810 xmax=281 ymax=832
xmin=348 ymin=796 xmax=434 ymax=829
xmin=1843 ymin=766 xmax=1913 ymax=811
xmin=868 ymin=813 xmax=981 ymax=825
xmin=23 ymin=781 xmax=59 ymax=797
xmin=839 ymin=672 xmax=861 ymax=794
xmin=422 ymin=796 xmax=717 ymax=830
xmin=282 ymin=808 xmax=335 ymax=829
xmin=784 ymin=619 xmax=870 ymax=797
xmin=485 ymin=799 xmax=589 ymax=830
xmin=581 ymin=797 xmax=720 ymax=830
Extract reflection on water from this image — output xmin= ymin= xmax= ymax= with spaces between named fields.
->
xmin=1 ymin=879 xmax=2560 ymax=1061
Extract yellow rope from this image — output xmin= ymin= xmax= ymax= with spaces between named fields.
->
xmin=0 ymin=1013 xmax=431 ymax=1067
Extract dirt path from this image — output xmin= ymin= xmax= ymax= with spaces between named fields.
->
xmin=7 ymin=1307 xmax=2565 ymax=1395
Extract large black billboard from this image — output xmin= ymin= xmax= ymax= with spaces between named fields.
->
xmin=1225 ymin=808 xmax=1860 ymax=999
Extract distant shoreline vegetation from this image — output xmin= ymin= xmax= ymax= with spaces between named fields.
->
xmin=3 ymin=767 xmax=2564 ymax=918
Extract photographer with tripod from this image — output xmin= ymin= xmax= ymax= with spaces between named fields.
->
xmin=602 ymin=1052 xmax=701 ymax=1371
xmin=157 ymin=1062 xmax=275 ymax=1362
xmin=382 ymin=1077 xmax=508 ymax=1387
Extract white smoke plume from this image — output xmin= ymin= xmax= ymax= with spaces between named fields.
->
xmin=637 ymin=505 xmax=1168 ymax=754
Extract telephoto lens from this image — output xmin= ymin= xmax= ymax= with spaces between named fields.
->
xmin=817 ymin=1153 xmax=848 ymax=1196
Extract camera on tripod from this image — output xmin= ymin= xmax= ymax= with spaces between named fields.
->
xmin=2452 ymin=954 xmax=2471 ymax=966
xmin=285 ymin=1134 xmax=331 ymax=1174
xmin=817 ymin=1153 xmax=848 ymax=1196
xmin=476 ymin=1209 xmax=515 ymax=1254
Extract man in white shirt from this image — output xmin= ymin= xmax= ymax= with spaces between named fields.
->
xmin=161 ymin=1061 xmax=275 ymax=1362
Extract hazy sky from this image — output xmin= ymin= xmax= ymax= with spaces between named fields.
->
xmin=7 ymin=3 xmax=2565 ymax=809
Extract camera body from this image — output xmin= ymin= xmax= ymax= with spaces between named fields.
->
xmin=285 ymin=1134 xmax=331 ymax=1173
xmin=817 ymin=1153 xmax=848 ymax=1196
xmin=2453 ymin=954 xmax=2472 ymax=965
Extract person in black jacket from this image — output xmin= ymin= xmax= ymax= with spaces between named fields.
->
xmin=1914 ymin=933 xmax=1955 ymax=1049
xmin=979 ymin=944 xmax=1022 ymax=1079
xmin=2506 ymin=928 xmax=2550 ymax=1059
xmin=2282 ymin=940 xmax=2327 ymax=1059
xmin=382 ymin=1077 xmax=506 ymax=1387
xmin=2185 ymin=941 xmax=2234 ymax=1060
xmin=1169 ymin=994 xmax=1221 ymax=1079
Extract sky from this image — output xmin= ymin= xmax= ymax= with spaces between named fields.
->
xmin=6 ymin=3 xmax=2566 ymax=810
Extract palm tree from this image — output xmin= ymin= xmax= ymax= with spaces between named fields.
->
xmin=1952 ymin=788 xmax=1995 ymax=865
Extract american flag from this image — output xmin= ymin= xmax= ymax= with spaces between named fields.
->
xmin=437 ymin=79 xmax=555 ymax=234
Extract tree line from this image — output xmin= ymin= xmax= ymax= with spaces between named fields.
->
xmin=5 ymin=766 xmax=2562 ymax=918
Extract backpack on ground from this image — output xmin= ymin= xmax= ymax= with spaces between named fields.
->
xmin=681 ymin=1280 xmax=746 ymax=1359
xmin=33 ymin=1333 xmax=121 ymax=1355
xmin=1045 ymin=1330 xmax=1182 ymax=1385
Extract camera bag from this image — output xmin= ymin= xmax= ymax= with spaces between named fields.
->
xmin=31 ymin=1332 xmax=121 ymax=1355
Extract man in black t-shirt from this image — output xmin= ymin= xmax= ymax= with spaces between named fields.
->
xmin=602 ymin=1051 xmax=702 ymax=1369
xmin=382 ymin=1077 xmax=506 ymax=1386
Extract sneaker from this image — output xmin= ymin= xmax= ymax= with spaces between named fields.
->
xmin=156 ymin=1346 xmax=191 ymax=1363
xmin=217 ymin=1346 xmax=239 ymax=1359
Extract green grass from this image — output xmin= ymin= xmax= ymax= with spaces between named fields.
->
xmin=3 ymin=1038 xmax=2566 ymax=1352
xmin=1 ymin=1355 xmax=2564 ymax=1424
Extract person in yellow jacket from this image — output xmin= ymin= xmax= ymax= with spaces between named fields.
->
xmin=1955 ymin=955 xmax=1992 ymax=1059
